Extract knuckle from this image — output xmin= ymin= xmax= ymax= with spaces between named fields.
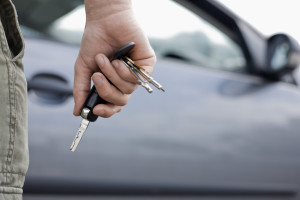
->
xmin=116 ymin=107 xmax=122 ymax=113
xmin=96 ymin=82 xmax=111 ymax=99
xmin=117 ymin=101 xmax=126 ymax=107
xmin=115 ymin=98 xmax=126 ymax=106
xmin=102 ymin=112 xmax=112 ymax=118
xmin=122 ymin=87 xmax=135 ymax=95
xmin=118 ymin=68 xmax=134 ymax=82
xmin=100 ymin=88 xmax=112 ymax=100
xmin=118 ymin=96 xmax=129 ymax=106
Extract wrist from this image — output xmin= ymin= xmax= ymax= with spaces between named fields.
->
xmin=84 ymin=0 xmax=132 ymax=22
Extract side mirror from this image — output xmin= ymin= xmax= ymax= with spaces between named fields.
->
xmin=266 ymin=33 xmax=300 ymax=78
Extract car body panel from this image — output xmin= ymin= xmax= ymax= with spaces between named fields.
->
xmin=24 ymin=37 xmax=300 ymax=198
xmin=19 ymin=0 xmax=300 ymax=199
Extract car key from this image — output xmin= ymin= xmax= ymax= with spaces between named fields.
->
xmin=122 ymin=56 xmax=165 ymax=92
xmin=121 ymin=59 xmax=153 ymax=93
xmin=70 ymin=42 xmax=164 ymax=151
xmin=70 ymin=86 xmax=105 ymax=151
xmin=70 ymin=42 xmax=138 ymax=152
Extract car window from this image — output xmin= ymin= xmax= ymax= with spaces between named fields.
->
xmin=36 ymin=0 xmax=246 ymax=72
xmin=133 ymin=0 xmax=246 ymax=72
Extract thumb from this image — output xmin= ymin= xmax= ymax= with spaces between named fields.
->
xmin=73 ymin=57 xmax=93 ymax=116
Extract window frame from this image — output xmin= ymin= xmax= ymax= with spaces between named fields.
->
xmin=175 ymin=0 xmax=269 ymax=76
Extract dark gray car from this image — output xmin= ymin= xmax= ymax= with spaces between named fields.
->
xmin=16 ymin=0 xmax=300 ymax=199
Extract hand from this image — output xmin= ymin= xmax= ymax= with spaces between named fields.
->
xmin=73 ymin=0 xmax=156 ymax=118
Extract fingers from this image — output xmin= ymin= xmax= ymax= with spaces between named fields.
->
xmin=95 ymin=54 xmax=138 ymax=94
xmin=132 ymin=56 xmax=156 ymax=76
xmin=93 ymin=103 xmax=122 ymax=118
xmin=73 ymin=52 xmax=155 ymax=119
xmin=92 ymin=72 xmax=131 ymax=106
xmin=111 ymin=59 xmax=138 ymax=84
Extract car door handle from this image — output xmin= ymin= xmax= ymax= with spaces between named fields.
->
xmin=27 ymin=72 xmax=73 ymax=104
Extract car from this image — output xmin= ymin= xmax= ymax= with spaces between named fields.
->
xmin=14 ymin=0 xmax=300 ymax=199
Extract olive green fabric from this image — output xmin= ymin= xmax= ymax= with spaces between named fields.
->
xmin=0 ymin=0 xmax=28 ymax=199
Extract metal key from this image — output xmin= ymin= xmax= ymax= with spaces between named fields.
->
xmin=122 ymin=56 xmax=165 ymax=92
xmin=121 ymin=59 xmax=153 ymax=93
xmin=70 ymin=86 xmax=105 ymax=152
xmin=70 ymin=117 xmax=89 ymax=151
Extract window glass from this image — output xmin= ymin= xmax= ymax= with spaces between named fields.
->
xmin=46 ymin=0 xmax=246 ymax=71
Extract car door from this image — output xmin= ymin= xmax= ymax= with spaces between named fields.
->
xmin=23 ymin=0 xmax=300 ymax=199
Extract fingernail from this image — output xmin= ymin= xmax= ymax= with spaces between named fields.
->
xmin=96 ymin=55 xmax=104 ymax=67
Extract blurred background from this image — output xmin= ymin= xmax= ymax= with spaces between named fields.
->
xmin=222 ymin=0 xmax=300 ymax=42
xmin=9 ymin=0 xmax=300 ymax=199
xmin=18 ymin=0 xmax=300 ymax=48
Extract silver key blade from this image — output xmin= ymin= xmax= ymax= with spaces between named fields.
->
xmin=135 ymin=68 xmax=165 ymax=92
xmin=123 ymin=56 xmax=165 ymax=92
xmin=121 ymin=58 xmax=153 ymax=93
xmin=70 ymin=119 xmax=90 ymax=152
